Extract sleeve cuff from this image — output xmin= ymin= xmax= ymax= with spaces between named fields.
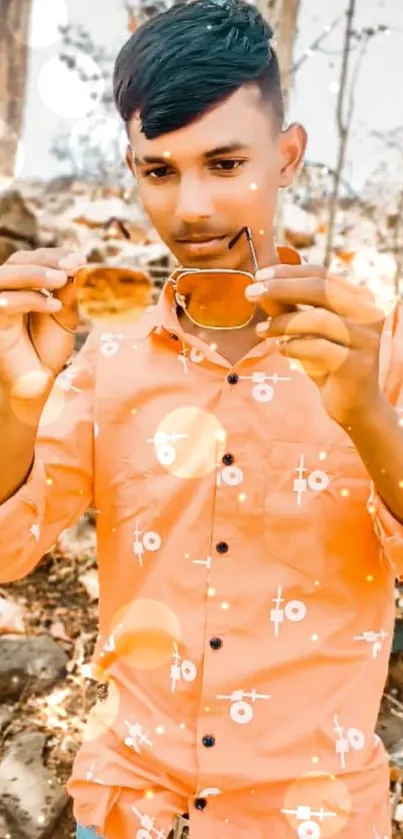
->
xmin=367 ymin=481 xmax=403 ymax=578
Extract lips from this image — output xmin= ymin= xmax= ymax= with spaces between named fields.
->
xmin=177 ymin=235 xmax=226 ymax=244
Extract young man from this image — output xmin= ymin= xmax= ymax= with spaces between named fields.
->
xmin=0 ymin=1 xmax=402 ymax=838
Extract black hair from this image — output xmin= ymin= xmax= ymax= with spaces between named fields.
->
xmin=112 ymin=0 xmax=284 ymax=139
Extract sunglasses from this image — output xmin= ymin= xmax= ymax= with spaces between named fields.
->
xmin=168 ymin=226 xmax=300 ymax=330
xmin=64 ymin=226 xmax=299 ymax=329
xmin=71 ymin=263 xmax=153 ymax=323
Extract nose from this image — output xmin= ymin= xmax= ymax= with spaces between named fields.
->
xmin=174 ymin=176 xmax=213 ymax=223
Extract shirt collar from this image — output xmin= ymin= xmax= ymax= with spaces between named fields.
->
xmin=134 ymin=245 xmax=301 ymax=340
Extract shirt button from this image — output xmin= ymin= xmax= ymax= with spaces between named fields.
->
xmin=202 ymin=734 xmax=216 ymax=748
xmin=216 ymin=541 xmax=229 ymax=554
xmin=194 ymin=798 xmax=207 ymax=811
xmin=227 ymin=373 xmax=239 ymax=384
xmin=210 ymin=637 xmax=223 ymax=650
xmin=222 ymin=452 xmax=234 ymax=466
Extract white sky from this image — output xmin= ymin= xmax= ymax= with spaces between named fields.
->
xmin=15 ymin=0 xmax=403 ymax=191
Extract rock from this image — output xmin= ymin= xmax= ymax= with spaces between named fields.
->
xmin=0 ymin=236 xmax=20 ymax=264
xmin=0 ymin=731 xmax=68 ymax=839
xmin=68 ymin=196 xmax=144 ymax=227
xmin=0 ymin=636 xmax=68 ymax=701
xmin=0 ymin=704 xmax=13 ymax=733
xmin=0 ymin=809 xmax=24 ymax=839
xmin=376 ymin=707 xmax=403 ymax=750
xmin=0 ymin=190 xmax=39 ymax=246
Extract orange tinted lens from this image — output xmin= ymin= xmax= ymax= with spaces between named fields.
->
xmin=176 ymin=271 xmax=255 ymax=328
xmin=74 ymin=264 xmax=153 ymax=323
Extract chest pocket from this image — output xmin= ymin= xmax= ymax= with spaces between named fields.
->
xmin=262 ymin=440 xmax=379 ymax=582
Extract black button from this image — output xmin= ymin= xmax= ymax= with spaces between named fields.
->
xmin=169 ymin=333 xmax=179 ymax=341
xmin=222 ymin=453 xmax=234 ymax=466
xmin=216 ymin=541 xmax=228 ymax=554
xmin=210 ymin=637 xmax=223 ymax=650
xmin=202 ymin=734 xmax=215 ymax=747
xmin=194 ymin=798 xmax=207 ymax=811
xmin=227 ymin=373 xmax=238 ymax=384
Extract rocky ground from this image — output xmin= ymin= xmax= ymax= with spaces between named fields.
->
xmin=0 ymin=177 xmax=402 ymax=837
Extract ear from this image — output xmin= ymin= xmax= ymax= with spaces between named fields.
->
xmin=278 ymin=122 xmax=307 ymax=188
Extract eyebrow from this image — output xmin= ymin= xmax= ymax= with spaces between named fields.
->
xmin=134 ymin=142 xmax=250 ymax=166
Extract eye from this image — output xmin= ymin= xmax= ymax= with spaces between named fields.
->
xmin=211 ymin=159 xmax=246 ymax=172
xmin=143 ymin=166 xmax=172 ymax=179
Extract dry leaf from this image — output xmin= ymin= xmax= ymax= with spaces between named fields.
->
xmin=0 ymin=596 xmax=26 ymax=634
xmin=79 ymin=570 xmax=100 ymax=601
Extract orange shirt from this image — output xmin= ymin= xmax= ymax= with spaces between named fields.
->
xmin=1 ymin=259 xmax=403 ymax=839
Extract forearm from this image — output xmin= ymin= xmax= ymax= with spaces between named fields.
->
xmin=0 ymin=387 xmax=47 ymax=504
xmin=343 ymin=393 xmax=403 ymax=525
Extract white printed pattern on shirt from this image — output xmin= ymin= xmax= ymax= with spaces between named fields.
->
xmin=132 ymin=517 xmax=162 ymax=566
xmin=353 ymin=629 xmax=388 ymax=658
xmin=147 ymin=431 xmax=188 ymax=466
xmin=99 ymin=332 xmax=126 ymax=357
xmin=333 ymin=714 xmax=365 ymax=769
xmin=270 ymin=585 xmax=308 ymax=637
xmin=294 ymin=453 xmax=330 ymax=506
xmin=216 ymin=465 xmax=244 ymax=487
xmin=238 ymin=371 xmax=292 ymax=402
xmin=216 ymin=688 xmax=271 ymax=724
xmin=131 ymin=803 xmax=167 ymax=839
xmin=124 ymin=720 xmax=153 ymax=754
xmin=178 ymin=342 xmax=205 ymax=373
xmin=281 ymin=803 xmax=338 ymax=839
xmin=170 ymin=643 xmax=197 ymax=693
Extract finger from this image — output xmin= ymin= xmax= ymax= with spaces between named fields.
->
xmin=257 ymin=263 xmax=370 ymax=293
xmin=0 ymin=289 xmax=64 ymax=315
xmin=247 ymin=276 xmax=383 ymax=326
xmin=0 ymin=264 xmax=69 ymax=291
xmin=28 ymin=272 xmax=79 ymax=337
xmin=7 ymin=247 xmax=86 ymax=273
xmin=258 ymin=307 xmax=356 ymax=347
xmin=278 ymin=335 xmax=350 ymax=373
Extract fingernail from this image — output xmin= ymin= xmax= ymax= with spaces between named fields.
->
xmin=256 ymin=319 xmax=271 ymax=335
xmin=46 ymin=269 xmax=67 ymax=283
xmin=58 ymin=253 xmax=86 ymax=270
xmin=245 ymin=282 xmax=266 ymax=299
xmin=256 ymin=267 xmax=275 ymax=280
xmin=47 ymin=298 xmax=63 ymax=310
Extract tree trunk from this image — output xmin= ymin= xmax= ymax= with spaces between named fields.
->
xmin=0 ymin=0 xmax=32 ymax=179
xmin=255 ymin=0 xmax=300 ymax=112
xmin=255 ymin=0 xmax=301 ymax=243
xmin=274 ymin=0 xmax=301 ymax=113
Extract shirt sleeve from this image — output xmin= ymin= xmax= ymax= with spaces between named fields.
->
xmin=0 ymin=326 xmax=99 ymax=583
xmin=367 ymin=301 xmax=403 ymax=579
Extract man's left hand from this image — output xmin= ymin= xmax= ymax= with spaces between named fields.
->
xmin=245 ymin=264 xmax=387 ymax=427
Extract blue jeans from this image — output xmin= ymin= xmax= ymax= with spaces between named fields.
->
xmin=76 ymin=826 xmax=103 ymax=839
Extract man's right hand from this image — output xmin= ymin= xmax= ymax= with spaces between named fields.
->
xmin=0 ymin=247 xmax=87 ymax=400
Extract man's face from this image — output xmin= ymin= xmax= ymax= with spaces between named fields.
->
xmin=126 ymin=85 xmax=306 ymax=272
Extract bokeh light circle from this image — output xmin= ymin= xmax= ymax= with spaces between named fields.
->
xmin=94 ymin=599 xmax=182 ymax=676
xmin=8 ymin=371 xmax=64 ymax=426
xmin=283 ymin=771 xmax=352 ymax=837
xmin=38 ymin=52 xmax=105 ymax=119
xmin=152 ymin=407 xmax=227 ymax=478
xmin=7 ymin=0 xmax=68 ymax=48
xmin=68 ymin=114 xmax=127 ymax=177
